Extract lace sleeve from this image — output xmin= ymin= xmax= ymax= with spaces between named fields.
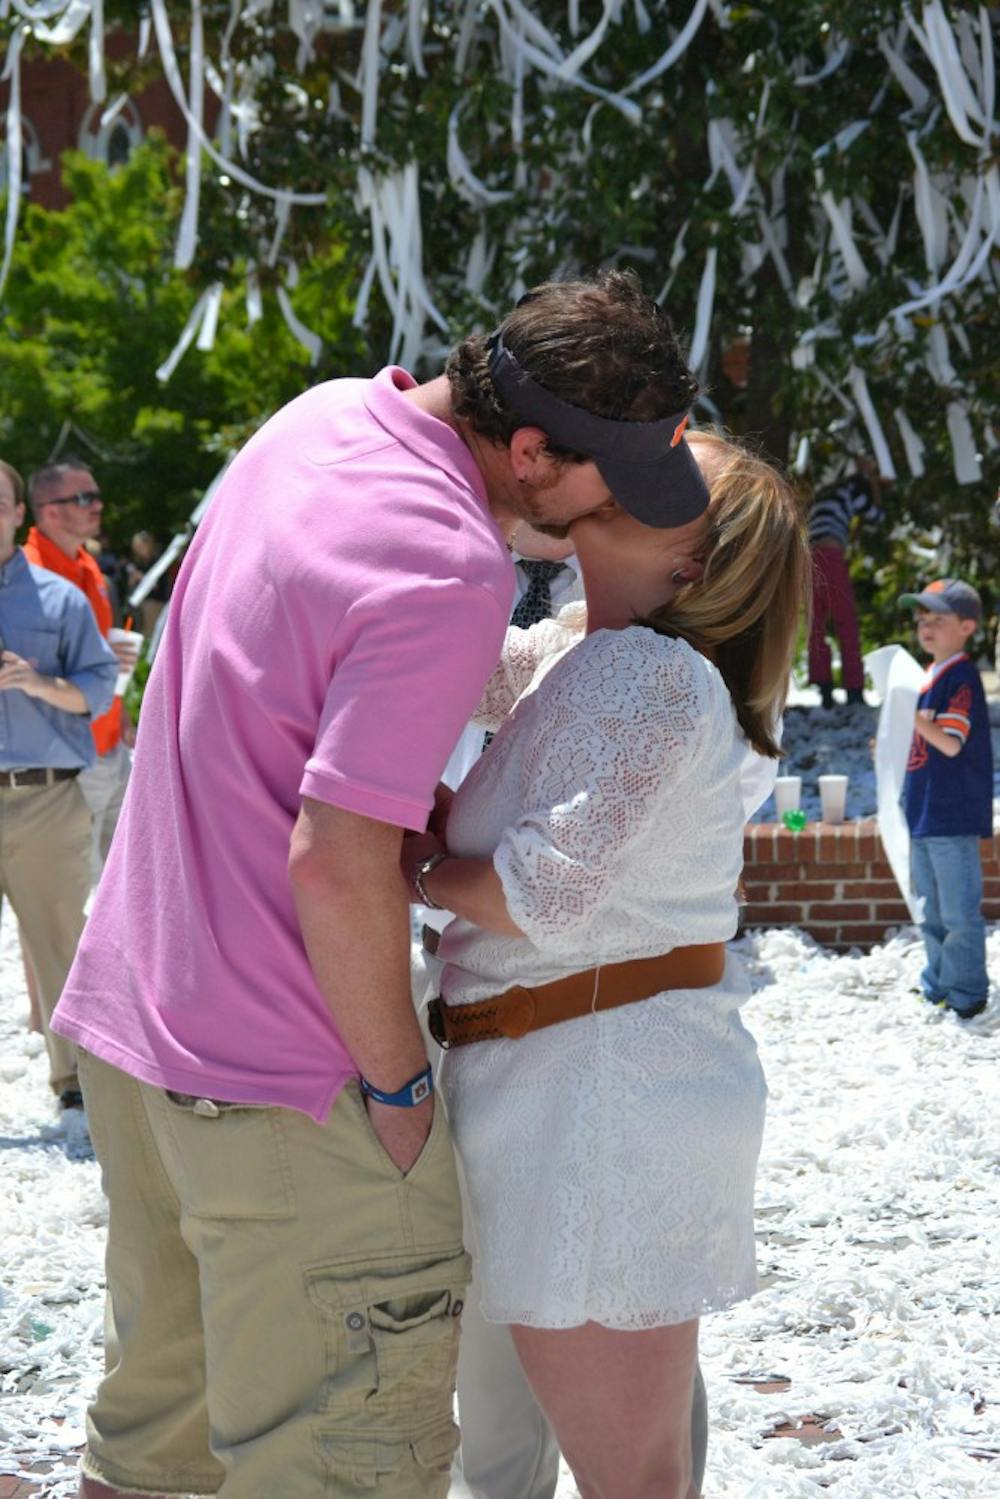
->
xmin=472 ymin=615 xmax=580 ymax=730
xmin=493 ymin=631 xmax=714 ymax=942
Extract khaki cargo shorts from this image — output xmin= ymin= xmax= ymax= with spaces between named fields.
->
xmin=78 ymin=1050 xmax=470 ymax=1497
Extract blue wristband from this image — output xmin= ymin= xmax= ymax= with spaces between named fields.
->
xmin=360 ymin=1062 xmax=434 ymax=1108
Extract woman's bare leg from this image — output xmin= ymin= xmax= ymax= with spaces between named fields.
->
xmin=510 ymin=1318 xmax=700 ymax=1499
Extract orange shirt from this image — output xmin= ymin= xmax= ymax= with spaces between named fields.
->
xmin=23 ymin=527 xmax=122 ymax=756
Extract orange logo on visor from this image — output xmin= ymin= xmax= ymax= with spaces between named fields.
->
xmin=671 ymin=415 xmax=689 ymax=448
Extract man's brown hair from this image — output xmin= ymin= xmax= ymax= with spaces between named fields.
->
xmin=446 ymin=270 xmax=699 ymax=460
xmin=0 ymin=459 xmax=25 ymax=507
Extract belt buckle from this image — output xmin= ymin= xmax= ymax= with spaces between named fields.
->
xmin=500 ymin=986 xmax=535 ymax=1040
xmin=426 ymin=997 xmax=450 ymax=1050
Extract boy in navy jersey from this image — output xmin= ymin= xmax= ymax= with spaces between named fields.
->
xmin=900 ymin=579 xmax=993 ymax=1019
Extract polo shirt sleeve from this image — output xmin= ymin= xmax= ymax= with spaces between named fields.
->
xmin=59 ymin=588 xmax=119 ymax=718
xmin=301 ymin=578 xmax=507 ymax=831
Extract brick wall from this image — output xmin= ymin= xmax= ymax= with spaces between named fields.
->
xmin=742 ymin=818 xmax=1000 ymax=950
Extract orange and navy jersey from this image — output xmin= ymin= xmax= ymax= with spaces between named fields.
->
xmin=903 ymin=654 xmax=992 ymax=838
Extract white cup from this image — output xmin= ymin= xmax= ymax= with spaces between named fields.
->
xmin=773 ymin=776 xmax=802 ymax=816
xmin=107 ymin=627 xmax=144 ymax=696
xmin=818 ymin=774 xmax=849 ymax=825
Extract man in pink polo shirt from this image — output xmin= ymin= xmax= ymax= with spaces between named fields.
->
xmin=54 ymin=271 xmax=709 ymax=1499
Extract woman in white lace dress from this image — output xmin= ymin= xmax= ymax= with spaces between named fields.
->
xmin=404 ymin=432 xmax=808 ymax=1498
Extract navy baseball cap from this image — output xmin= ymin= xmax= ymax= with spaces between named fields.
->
xmin=898 ymin=578 xmax=982 ymax=622
xmin=486 ymin=334 xmax=709 ymax=529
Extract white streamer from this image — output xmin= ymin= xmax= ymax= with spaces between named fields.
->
xmin=245 ymin=263 xmax=262 ymax=325
xmin=447 ymin=104 xmax=513 ymax=207
xmin=156 ymin=287 xmax=213 ymax=383
xmin=557 ymin=0 xmax=617 ymax=80
xmin=819 ymin=189 xmax=870 ymax=291
xmin=88 ymin=0 xmax=105 ymax=103
xmin=195 ymin=281 xmax=223 ymax=351
xmin=847 ymin=365 xmax=897 ymax=480
xmin=277 ymin=284 xmax=322 ymax=365
xmin=622 ymin=0 xmax=710 ymax=96
xmin=893 ymin=407 xmax=927 ymax=478
xmin=688 ymin=245 xmax=717 ymax=374
xmin=878 ymin=33 xmax=930 ymax=112
xmin=945 ymin=402 xmax=982 ymax=485
xmin=0 ymin=22 xmax=25 ymax=299
xmin=907 ymin=133 xmax=950 ymax=273
xmin=795 ymin=37 xmax=850 ymax=87
xmin=174 ymin=0 xmax=204 ymax=271
xmin=406 ymin=0 xmax=427 ymax=77
xmin=150 ymin=0 xmax=325 ymax=205
xmin=27 ymin=0 xmax=92 ymax=45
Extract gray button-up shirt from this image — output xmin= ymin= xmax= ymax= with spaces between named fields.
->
xmin=0 ymin=548 xmax=119 ymax=771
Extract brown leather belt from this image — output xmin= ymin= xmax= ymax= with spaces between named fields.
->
xmin=426 ymin=942 xmax=726 ymax=1049
xmin=0 ymin=766 xmax=81 ymax=789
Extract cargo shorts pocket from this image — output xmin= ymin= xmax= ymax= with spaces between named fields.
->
xmin=319 ymin=1419 xmax=459 ymax=1493
xmin=306 ymin=1251 xmax=471 ymax=1429
xmin=154 ymin=1093 xmax=297 ymax=1220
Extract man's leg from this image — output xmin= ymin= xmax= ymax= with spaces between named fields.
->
xmin=138 ymin=1076 xmax=469 ymax=1496
xmin=3 ymin=781 xmax=90 ymax=1094
xmin=807 ymin=549 xmax=833 ymax=691
xmin=932 ymin=837 xmax=988 ymax=1014
xmin=76 ymin=1050 xmax=222 ymax=1497
xmin=910 ymin=838 xmax=945 ymax=1002
xmin=455 ymin=1294 xmax=561 ymax=1499
xmin=78 ymin=742 xmax=130 ymax=882
xmin=824 ymin=547 xmax=865 ymax=692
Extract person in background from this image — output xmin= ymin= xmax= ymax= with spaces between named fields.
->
xmin=126 ymin=529 xmax=170 ymax=637
xmin=807 ymin=460 xmax=888 ymax=709
xmin=0 ymin=458 xmax=117 ymax=1108
xmin=25 ymin=461 xmax=138 ymax=879
xmin=900 ymin=579 xmax=993 ymax=1021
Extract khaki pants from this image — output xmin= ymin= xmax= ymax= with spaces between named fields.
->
xmin=78 ymin=739 xmax=131 ymax=881
xmin=78 ymin=1051 xmax=470 ymax=1497
xmin=0 ymin=778 xmax=89 ymax=1093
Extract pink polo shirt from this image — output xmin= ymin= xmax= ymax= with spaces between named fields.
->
xmin=54 ymin=370 xmax=513 ymax=1121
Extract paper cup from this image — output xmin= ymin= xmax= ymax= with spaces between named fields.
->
xmin=773 ymin=776 xmax=802 ymax=816
xmin=818 ymin=774 xmax=849 ymax=825
xmin=107 ymin=627 xmax=144 ymax=696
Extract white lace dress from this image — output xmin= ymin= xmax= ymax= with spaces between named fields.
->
xmin=437 ymin=612 xmax=767 ymax=1330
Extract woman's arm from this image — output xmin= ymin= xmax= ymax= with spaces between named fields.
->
xmin=401 ymin=833 xmax=525 ymax=936
xmin=424 ymin=856 xmax=525 ymax=937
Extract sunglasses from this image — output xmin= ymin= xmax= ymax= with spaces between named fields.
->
xmin=42 ymin=490 xmax=102 ymax=508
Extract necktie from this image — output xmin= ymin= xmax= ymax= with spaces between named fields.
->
xmin=483 ymin=561 xmax=567 ymax=751
xmin=510 ymin=560 xmax=567 ymax=630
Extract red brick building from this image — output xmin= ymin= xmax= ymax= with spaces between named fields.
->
xmin=1 ymin=46 xmax=191 ymax=211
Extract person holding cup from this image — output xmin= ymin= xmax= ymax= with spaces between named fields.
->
xmin=25 ymin=460 xmax=139 ymax=879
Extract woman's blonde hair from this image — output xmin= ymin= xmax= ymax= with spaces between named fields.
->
xmin=638 ymin=429 xmax=811 ymax=758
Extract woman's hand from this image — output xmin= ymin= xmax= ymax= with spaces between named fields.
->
xmin=401 ymin=831 xmax=446 ymax=901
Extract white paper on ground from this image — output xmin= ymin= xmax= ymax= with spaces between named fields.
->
xmin=865 ymin=644 xmax=925 ymax=923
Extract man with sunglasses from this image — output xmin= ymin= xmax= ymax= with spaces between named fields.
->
xmin=0 ymin=459 xmax=117 ymax=1106
xmin=25 ymin=462 xmax=137 ymax=879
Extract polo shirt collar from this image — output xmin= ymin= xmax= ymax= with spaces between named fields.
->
xmin=363 ymin=367 xmax=491 ymax=512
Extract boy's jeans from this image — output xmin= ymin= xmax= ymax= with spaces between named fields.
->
xmin=910 ymin=835 xmax=988 ymax=1014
